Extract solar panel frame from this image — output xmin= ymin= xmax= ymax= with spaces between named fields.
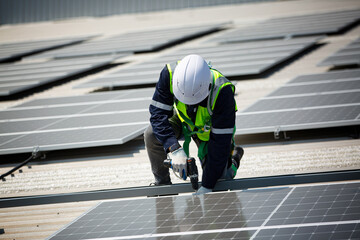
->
xmin=236 ymin=105 xmax=360 ymax=135
xmin=243 ymin=91 xmax=360 ymax=112
xmin=0 ymin=88 xmax=153 ymax=155
xmin=27 ymin=23 xmax=225 ymax=60
xmin=0 ymin=55 xmax=127 ymax=97
xmin=209 ymin=9 xmax=360 ymax=44
xmin=0 ymin=123 xmax=149 ymax=155
xmin=0 ymin=35 xmax=96 ymax=63
xmin=75 ymin=37 xmax=320 ymax=89
xmin=47 ymin=181 xmax=360 ymax=240
xmin=318 ymin=37 xmax=360 ymax=67
xmin=15 ymin=88 xmax=154 ymax=108
xmin=236 ymin=69 xmax=360 ymax=136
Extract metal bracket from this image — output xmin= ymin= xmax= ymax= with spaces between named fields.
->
xmin=1 ymin=170 xmax=359 ymax=208
xmin=274 ymin=127 xmax=290 ymax=140
xmin=274 ymin=126 xmax=281 ymax=139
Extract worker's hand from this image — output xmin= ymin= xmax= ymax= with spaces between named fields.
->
xmin=168 ymin=148 xmax=187 ymax=180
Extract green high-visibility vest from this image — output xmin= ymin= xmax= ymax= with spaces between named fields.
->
xmin=167 ymin=61 xmax=237 ymax=144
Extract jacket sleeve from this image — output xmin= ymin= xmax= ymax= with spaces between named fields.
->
xmin=149 ymin=65 xmax=179 ymax=152
xmin=201 ymin=85 xmax=236 ymax=189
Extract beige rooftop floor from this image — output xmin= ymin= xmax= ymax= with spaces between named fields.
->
xmin=1 ymin=0 xmax=360 ymax=239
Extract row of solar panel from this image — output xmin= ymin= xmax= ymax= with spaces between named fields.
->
xmin=75 ymin=37 xmax=321 ymax=89
xmin=48 ymin=181 xmax=360 ymax=239
xmin=0 ymin=69 xmax=359 ymax=155
xmin=2 ymin=34 xmax=357 ymax=96
xmin=208 ymin=9 xmax=360 ymax=43
xmin=1 ymin=9 xmax=359 ymax=155
xmin=0 ymin=23 xmax=224 ymax=97
xmin=236 ymin=69 xmax=360 ymax=135
xmin=0 ymin=9 xmax=359 ymax=97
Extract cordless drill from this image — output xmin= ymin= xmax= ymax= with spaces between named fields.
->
xmin=163 ymin=157 xmax=199 ymax=190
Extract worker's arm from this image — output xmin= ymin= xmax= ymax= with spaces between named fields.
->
xmin=149 ymin=65 xmax=179 ymax=152
xmin=201 ymin=85 xmax=236 ymax=189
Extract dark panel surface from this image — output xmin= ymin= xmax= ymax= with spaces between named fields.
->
xmin=237 ymin=105 xmax=360 ymax=134
xmin=290 ymin=69 xmax=360 ymax=83
xmin=0 ymin=124 xmax=149 ymax=155
xmin=209 ymin=9 xmax=360 ymax=43
xmin=0 ymin=88 xmax=153 ymax=155
xmin=48 ymin=182 xmax=360 ymax=240
xmin=244 ymin=91 xmax=360 ymax=112
xmin=0 ymin=55 xmax=124 ymax=96
xmin=268 ymin=79 xmax=360 ymax=97
xmin=318 ymin=38 xmax=360 ymax=67
xmin=236 ymin=69 xmax=360 ymax=135
xmin=76 ymin=37 xmax=320 ymax=89
xmin=28 ymin=23 xmax=224 ymax=59
xmin=0 ymin=35 xmax=94 ymax=62
xmin=15 ymin=88 xmax=154 ymax=108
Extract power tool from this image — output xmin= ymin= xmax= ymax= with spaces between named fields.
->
xmin=163 ymin=157 xmax=199 ymax=190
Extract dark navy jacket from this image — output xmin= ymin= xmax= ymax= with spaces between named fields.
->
xmin=149 ymin=65 xmax=236 ymax=189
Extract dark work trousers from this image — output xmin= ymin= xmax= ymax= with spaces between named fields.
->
xmin=144 ymin=114 xmax=183 ymax=185
xmin=144 ymin=114 xmax=236 ymax=185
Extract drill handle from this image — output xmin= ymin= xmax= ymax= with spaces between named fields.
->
xmin=163 ymin=159 xmax=172 ymax=168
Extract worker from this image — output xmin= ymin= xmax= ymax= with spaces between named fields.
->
xmin=144 ymin=54 xmax=243 ymax=195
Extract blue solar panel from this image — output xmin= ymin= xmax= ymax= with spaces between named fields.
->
xmin=47 ymin=182 xmax=360 ymax=240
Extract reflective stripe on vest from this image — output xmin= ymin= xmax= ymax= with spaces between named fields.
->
xmin=168 ymin=61 xmax=236 ymax=141
xmin=151 ymin=100 xmax=173 ymax=111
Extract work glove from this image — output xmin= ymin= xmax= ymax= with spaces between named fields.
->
xmin=168 ymin=147 xmax=187 ymax=180
xmin=193 ymin=186 xmax=212 ymax=195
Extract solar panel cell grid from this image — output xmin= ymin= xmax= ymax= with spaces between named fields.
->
xmin=0 ymin=124 xmax=148 ymax=155
xmin=244 ymin=92 xmax=360 ymax=112
xmin=0 ymin=89 xmax=153 ymax=155
xmin=48 ymin=182 xmax=360 ymax=240
xmin=268 ymin=80 xmax=360 ymax=97
xmin=0 ymin=55 xmax=124 ymax=96
xmin=209 ymin=9 xmax=360 ymax=43
xmin=15 ymin=88 xmax=154 ymax=108
xmin=76 ymin=37 xmax=320 ymax=89
xmin=236 ymin=69 xmax=360 ymax=135
xmin=28 ymin=23 xmax=223 ymax=60
xmin=318 ymin=37 xmax=360 ymax=67
xmin=0 ymin=35 xmax=94 ymax=62
xmin=290 ymin=69 xmax=360 ymax=83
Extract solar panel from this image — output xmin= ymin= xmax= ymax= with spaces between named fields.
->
xmin=0 ymin=55 xmax=126 ymax=97
xmin=289 ymin=69 xmax=360 ymax=83
xmin=209 ymin=9 xmax=360 ymax=43
xmin=236 ymin=69 xmax=360 ymax=136
xmin=0 ymin=35 xmax=95 ymax=63
xmin=318 ymin=37 xmax=360 ymax=67
xmin=76 ymin=37 xmax=320 ymax=89
xmin=47 ymin=181 xmax=360 ymax=240
xmin=0 ymin=88 xmax=153 ymax=155
xmin=27 ymin=23 xmax=224 ymax=60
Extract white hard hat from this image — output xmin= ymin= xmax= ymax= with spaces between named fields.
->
xmin=173 ymin=54 xmax=211 ymax=105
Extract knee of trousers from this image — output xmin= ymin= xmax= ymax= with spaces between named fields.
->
xmin=144 ymin=125 xmax=161 ymax=147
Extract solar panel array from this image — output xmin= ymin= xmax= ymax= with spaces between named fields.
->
xmin=27 ymin=23 xmax=224 ymax=60
xmin=0 ymin=55 xmax=126 ymax=97
xmin=318 ymin=37 xmax=360 ymax=67
xmin=76 ymin=37 xmax=320 ymax=89
xmin=210 ymin=9 xmax=360 ymax=44
xmin=236 ymin=69 xmax=360 ymax=135
xmin=48 ymin=181 xmax=360 ymax=240
xmin=0 ymin=88 xmax=153 ymax=155
xmin=0 ymin=36 xmax=94 ymax=63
